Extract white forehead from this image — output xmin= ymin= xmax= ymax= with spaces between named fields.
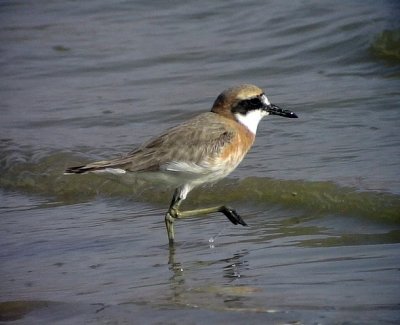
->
xmin=261 ymin=94 xmax=270 ymax=105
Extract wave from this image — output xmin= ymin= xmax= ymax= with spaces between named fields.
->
xmin=1 ymin=149 xmax=399 ymax=223
xmin=370 ymin=29 xmax=400 ymax=63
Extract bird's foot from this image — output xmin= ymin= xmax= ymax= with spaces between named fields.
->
xmin=220 ymin=207 xmax=248 ymax=226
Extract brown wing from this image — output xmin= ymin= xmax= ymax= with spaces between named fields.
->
xmin=65 ymin=112 xmax=235 ymax=174
xmin=121 ymin=112 xmax=235 ymax=172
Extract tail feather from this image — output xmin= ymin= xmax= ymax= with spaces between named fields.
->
xmin=64 ymin=160 xmax=127 ymax=175
xmin=64 ymin=165 xmax=98 ymax=174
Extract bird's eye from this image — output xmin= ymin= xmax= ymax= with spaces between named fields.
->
xmin=232 ymin=96 xmax=264 ymax=114
xmin=249 ymin=97 xmax=262 ymax=106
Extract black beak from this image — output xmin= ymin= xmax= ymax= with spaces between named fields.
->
xmin=265 ymin=104 xmax=298 ymax=118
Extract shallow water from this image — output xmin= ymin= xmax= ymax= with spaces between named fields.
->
xmin=1 ymin=0 xmax=400 ymax=324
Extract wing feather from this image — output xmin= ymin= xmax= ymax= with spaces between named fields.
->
xmin=89 ymin=112 xmax=235 ymax=173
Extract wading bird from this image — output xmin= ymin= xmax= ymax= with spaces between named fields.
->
xmin=65 ymin=84 xmax=298 ymax=244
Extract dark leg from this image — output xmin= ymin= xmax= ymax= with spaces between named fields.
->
xmin=164 ymin=187 xmax=247 ymax=244
xmin=165 ymin=189 xmax=183 ymax=245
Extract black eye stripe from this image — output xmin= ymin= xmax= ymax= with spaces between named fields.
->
xmin=232 ymin=95 xmax=264 ymax=114
xmin=249 ymin=97 xmax=262 ymax=106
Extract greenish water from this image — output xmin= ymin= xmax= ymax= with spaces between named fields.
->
xmin=1 ymin=150 xmax=400 ymax=222
xmin=370 ymin=29 xmax=400 ymax=62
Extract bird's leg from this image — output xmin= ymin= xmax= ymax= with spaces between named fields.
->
xmin=165 ymin=212 xmax=175 ymax=245
xmin=165 ymin=187 xmax=247 ymax=244
xmin=165 ymin=188 xmax=185 ymax=245
xmin=175 ymin=206 xmax=248 ymax=226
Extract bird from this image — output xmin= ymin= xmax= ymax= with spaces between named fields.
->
xmin=64 ymin=84 xmax=298 ymax=244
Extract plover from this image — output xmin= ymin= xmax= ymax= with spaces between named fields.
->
xmin=65 ymin=84 xmax=298 ymax=244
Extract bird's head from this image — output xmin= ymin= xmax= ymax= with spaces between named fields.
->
xmin=211 ymin=84 xmax=298 ymax=134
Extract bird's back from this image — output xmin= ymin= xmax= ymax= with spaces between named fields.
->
xmin=122 ymin=112 xmax=253 ymax=173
